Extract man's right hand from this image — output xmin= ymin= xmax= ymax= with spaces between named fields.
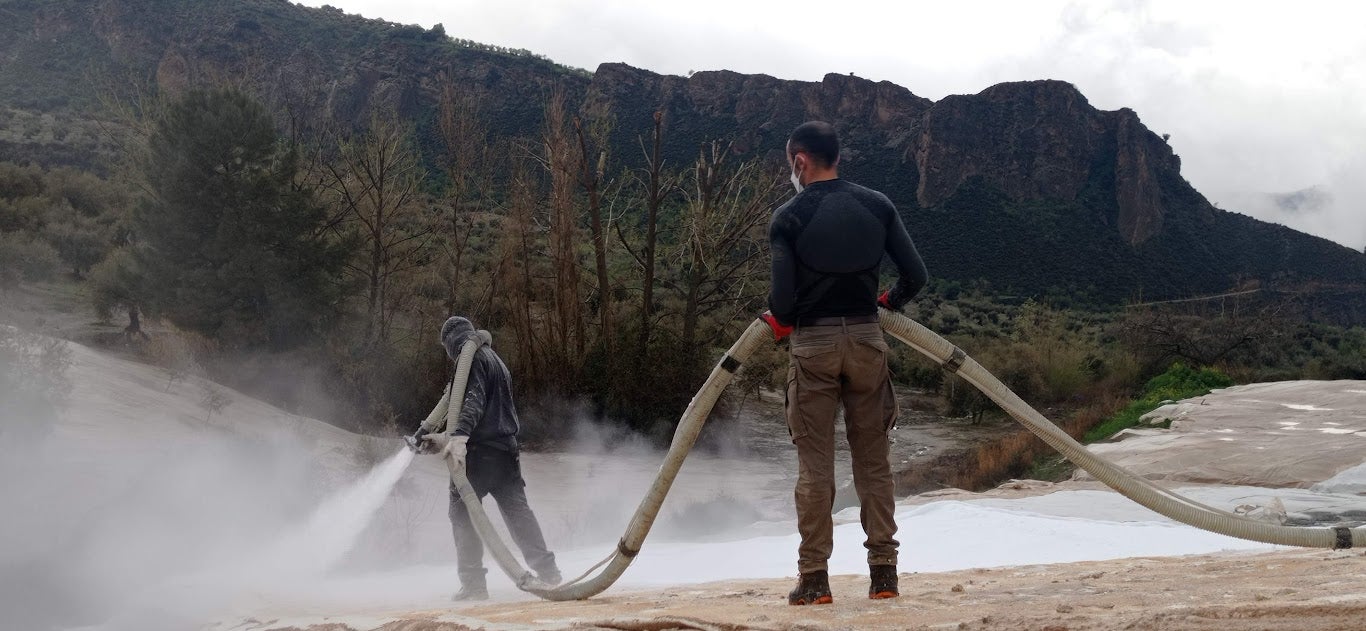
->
xmin=408 ymin=427 xmax=437 ymax=454
xmin=760 ymin=311 xmax=794 ymax=341
xmin=877 ymin=290 xmax=897 ymax=312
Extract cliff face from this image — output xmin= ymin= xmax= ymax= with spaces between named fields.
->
xmin=1 ymin=0 xmax=1362 ymax=303
xmin=910 ymin=81 xmax=1181 ymax=246
xmin=0 ymin=0 xmax=588 ymax=138
xmin=914 ymin=81 xmax=1105 ymax=212
xmin=582 ymin=64 xmax=931 ymax=183
xmin=587 ymin=68 xmax=1186 ymax=247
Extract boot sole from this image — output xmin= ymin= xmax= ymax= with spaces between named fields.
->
xmin=788 ymin=595 xmax=834 ymax=605
xmin=869 ymin=591 xmax=899 ymax=599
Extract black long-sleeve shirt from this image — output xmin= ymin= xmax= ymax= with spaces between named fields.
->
xmin=768 ymin=178 xmax=927 ymax=325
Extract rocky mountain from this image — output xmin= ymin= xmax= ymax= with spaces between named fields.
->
xmin=1 ymin=0 xmax=1362 ymax=310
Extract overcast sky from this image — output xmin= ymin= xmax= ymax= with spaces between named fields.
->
xmin=297 ymin=0 xmax=1366 ymax=250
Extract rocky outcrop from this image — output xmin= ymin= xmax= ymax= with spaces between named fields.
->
xmin=1 ymin=0 xmax=1361 ymax=301
xmin=911 ymin=81 xmax=1178 ymax=245
xmin=914 ymin=81 xmax=1103 ymax=210
xmin=582 ymin=64 xmax=930 ymax=163
xmin=0 ymin=0 xmax=1228 ymax=250
xmin=588 ymin=70 xmax=1182 ymax=246
xmin=1112 ymin=108 xmax=1174 ymax=245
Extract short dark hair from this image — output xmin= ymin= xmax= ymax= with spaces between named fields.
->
xmin=788 ymin=121 xmax=839 ymax=167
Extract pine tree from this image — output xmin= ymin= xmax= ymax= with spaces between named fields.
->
xmin=135 ymin=87 xmax=347 ymax=349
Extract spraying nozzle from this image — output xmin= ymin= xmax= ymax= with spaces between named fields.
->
xmin=405 ymin=428 xmax=440 ymax=454
xmin=405 ymin=429 xmax=448 ymax=455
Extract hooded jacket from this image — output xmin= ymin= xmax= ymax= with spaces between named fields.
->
xmin=419 ymin=316 xmax=520 ymax=452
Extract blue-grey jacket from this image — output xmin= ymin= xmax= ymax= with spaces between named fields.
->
xmin=419 ymin=316 xmax=520 ymax=452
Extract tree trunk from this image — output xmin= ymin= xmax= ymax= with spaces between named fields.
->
xmin=588 ymin=182 xmax=610 ymax=347
xmin=446 ymin=194 xmax=466 ymax=315
xmin=125 ymin=304 xmax=147 ymax=340
xmin=575 ymin=119 xmax=612 ymax=354
xmin=544 ymin=90 xmax=583 ymax=378
xmin=640 ymin=111 xmax=663 ymax=351
xmin=682 ymin=264 xmax=703 ymax=351
xmin=366 ymin=207 xmax=383 ymax=344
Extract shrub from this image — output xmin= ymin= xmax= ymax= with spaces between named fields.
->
xmin=937 ymin=302 xmax=1110 ymax=420
xmin=46 ymin=215 xmax=109 ymax=276
xmin=1142 ymin=362 xmax=1233 ymax=401
xmin=891 ymin=347 xmax=943 ymax=390
xmin=0 ymin=231 xmax=61 ymax=286
xmin=1083 ymin=362 xmax=1233 ymax=442
xmin=0 ymin=196 xmax=53 ymax=233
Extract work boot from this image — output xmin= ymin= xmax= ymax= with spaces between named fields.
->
xmin=787 ymin=570 xmax=833 ymax=605
xmin=869 ymin=564 xmax=899 ymax=599
xmin=451 ymin=579 xmax=489 ymax=601
xmin=537 ymin=569 xmax=563 ymax=587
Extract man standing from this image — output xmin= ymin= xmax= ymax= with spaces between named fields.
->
xmin=763 ymin=121 xmax=928 ymax=605
xmin=410 ymin=316 xmax=562 ymax=600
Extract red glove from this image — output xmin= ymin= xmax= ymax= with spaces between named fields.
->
xmin=760 ymin=311 xmax=793 ymax=341
xmin=878 ymin=290 xmax=895 ymax=311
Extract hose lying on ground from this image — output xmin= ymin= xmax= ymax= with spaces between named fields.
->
xmin=433 ymin=311 xmax=1366 ymax=602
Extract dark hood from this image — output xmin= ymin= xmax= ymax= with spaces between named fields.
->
xmin=440 ymin=316 xmax=480 ymax=360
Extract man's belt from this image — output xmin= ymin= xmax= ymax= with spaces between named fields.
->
xmin=797 ymin=314 xmax=880 ymax=327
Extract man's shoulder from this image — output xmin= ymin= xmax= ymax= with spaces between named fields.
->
xmin=472 ymin=345 xmax=501 ymax=371
xmin=775 ymin=193 xmax=808 ymax=216
xmin=770 ymin=196 xmax=803 ymax=235
xmin=841 ymin=180 xmax=895 ymax=208
xmin=484 ymin=346 xmax=516 ymax=378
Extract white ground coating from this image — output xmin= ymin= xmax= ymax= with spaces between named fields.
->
xmin=4 ymin=334 xmax=1364 ymax=630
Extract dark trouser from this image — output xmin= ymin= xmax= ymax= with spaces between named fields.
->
xmin=786 ymin=321 xmax=900 ymax=574
xmin=448 ymin=446 xmax=559 ymax=585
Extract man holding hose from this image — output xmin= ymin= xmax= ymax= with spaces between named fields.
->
xmin=763 ymin=121 xmax=928 ymax=605
xmin=409 ymin=315 xmax=562 ymax=600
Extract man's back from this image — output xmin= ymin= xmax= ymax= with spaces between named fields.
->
xmin=768 ymin=179 xmax=926 ymax=324
xmin=432 ymin=316 xmax=521 ymax=452
xmin=455 ymin=346 xmax=520 ymax=450
xmin=769 ymin=121 xmax=922 ymax=605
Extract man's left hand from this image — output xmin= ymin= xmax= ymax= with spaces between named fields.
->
xmin=877 ymin=290 xmax=897 ymax=311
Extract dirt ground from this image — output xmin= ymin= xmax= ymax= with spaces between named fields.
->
xmin=238 ymin=548 xmax=1366 ymax=631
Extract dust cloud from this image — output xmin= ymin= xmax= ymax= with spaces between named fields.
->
xmin=0 ymin=328 xmax=786 ymax=630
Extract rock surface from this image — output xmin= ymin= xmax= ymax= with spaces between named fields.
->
xmin=243 ymin=548 xmax=1366 ymax=631
xmin=1077 ymin=381 xmax=1366 ymax=488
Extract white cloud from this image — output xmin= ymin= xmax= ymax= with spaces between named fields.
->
xmin=296 ymin=0 xmax=1366 ymax=249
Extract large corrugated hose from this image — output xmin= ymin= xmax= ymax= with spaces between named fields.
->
xmin=433 ymin=311 xmax=1364 ymax=603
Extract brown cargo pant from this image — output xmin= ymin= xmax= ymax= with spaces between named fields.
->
xmin=785 ymin=320 xmax=899 ymax=574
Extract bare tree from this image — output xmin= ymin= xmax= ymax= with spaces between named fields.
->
xmin=537 ymin=88 xmax=585 ymax=366
xmin=673 ymin=142 xmax=785 ymax=349
xmin=436 ymin=74 xmax=491 ymax=313
xmin=614 ymin=111 xmax=676 ymax=350
xmin=493 ymin=160 xmax=545 ymax=386
xmin=324 ymin=113 xmax=434 ymax=346
xmin=199 ymin=383 xmax=232 ymax=425
xmin=573 ymin=113 xmax=615 ymax=352
xmin=1120 ymin=298 xmax=1286 ymax=371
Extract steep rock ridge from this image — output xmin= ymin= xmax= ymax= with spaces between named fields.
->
xmin=0 ymin=0 xmax=1362 ymax=304
xmin=915 ymin=80 xmax=1105 ymax=210
xmin=582 ymin=63 xmax=931 ymax=178
xmin=912 ymin=81 xmax=1180 ymax=246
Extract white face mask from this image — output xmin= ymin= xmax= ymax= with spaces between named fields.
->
xmin=790 ymin=168 xmax=803 ymax=194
